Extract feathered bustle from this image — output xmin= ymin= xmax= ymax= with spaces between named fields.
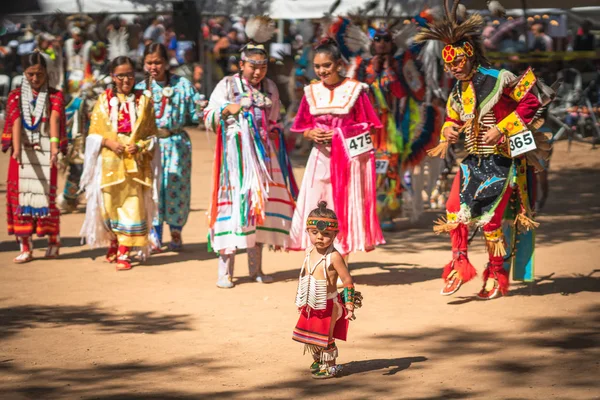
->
xmin=487 ymin=0 xmax=506 ymax=18
xmin=328 ymin=17 xmax=370 ymax=60
xmin=457 ymin=4 xmax=467 ymax=21
xmin=245 ymin=16 xmax=276 ymax=44
xmin=393 ymin=25 xmax=417 ymax=51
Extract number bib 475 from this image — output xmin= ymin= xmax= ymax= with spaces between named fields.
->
xmin=509 ymin=130 xmax=536 ymax=157
xmin=345 ymin=131 xmax=374 ymax=158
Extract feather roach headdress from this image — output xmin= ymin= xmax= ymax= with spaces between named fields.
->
xmin=414 ymin=0 xmax=494 ymax=67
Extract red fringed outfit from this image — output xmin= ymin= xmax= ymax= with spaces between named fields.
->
xmin=2 ymin=88 xmax=67 ymax=238
xmin=293 ymin=295 xmax=349 ymax=348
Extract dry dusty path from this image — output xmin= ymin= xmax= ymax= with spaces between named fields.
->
xmin=0 ymin=130 xmax=598 ymax=399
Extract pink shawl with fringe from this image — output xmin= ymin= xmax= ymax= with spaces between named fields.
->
xmin=291 ymin=79 xmax=384 ymax=251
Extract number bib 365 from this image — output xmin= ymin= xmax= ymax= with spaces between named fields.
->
xmin=345 ymin=131 xmax=374 ymax=158
xmin=509 ymin=130 xmax=536 ymax=157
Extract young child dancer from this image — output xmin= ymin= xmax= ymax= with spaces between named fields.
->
xmin=293 ymin=201 xmax=361 ymax=379
xmin=289 ymin=38 xmax=384 ymax=256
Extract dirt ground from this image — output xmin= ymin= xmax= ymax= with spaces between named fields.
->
xmin=0 ymin=130 xmax=598 ymax=400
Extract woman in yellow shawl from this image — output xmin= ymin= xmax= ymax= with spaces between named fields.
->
xmin=80 ymin=56 xmax=159 ymax=270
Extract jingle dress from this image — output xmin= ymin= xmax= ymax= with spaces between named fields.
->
xmin=2 ymin=86 xmax=67 ymax=237
xmin=135 ymin=75 xmax=204 ymax=244
xmin=204 ymin=75 xmax=297 ymax=253
xmin=290 ymin=78 xmax=384 ymax=254
xmin=79 ymin=89 xmax=159 ymax=251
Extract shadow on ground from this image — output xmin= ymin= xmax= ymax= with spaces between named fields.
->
xmin=342 ymin=356 xmax=428 ymax=376
xmin=509 ymin=270 xmax=600 ymax=297
xmin=381 ymin=167 xmax=600 ymax=254
xmin=0 ymin=303 xmax=194 ymax=340
xmin=446 ymin=269 xmax=600 ymax=304
xmin=0 ymin=238 xmax=215 ymax=264
xmin=1 ymin=304 xmax=598 ymax=398
xmin=232 ymin=261 xmax=440 ymax=287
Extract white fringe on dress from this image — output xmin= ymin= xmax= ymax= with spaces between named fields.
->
xmin=79 ymin=135 xmax=161 ymax=257
xmin=79 ymin=134 xmax=115 ymax=247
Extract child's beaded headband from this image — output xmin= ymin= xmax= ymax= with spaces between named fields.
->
xmin=241 ymin=43 xmax=269 ymax=65
xmin=306 ymin=217 xmax=339 ymax=232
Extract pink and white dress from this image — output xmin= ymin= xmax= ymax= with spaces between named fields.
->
xmin=290 ymin=78 xmax=385 ymax=254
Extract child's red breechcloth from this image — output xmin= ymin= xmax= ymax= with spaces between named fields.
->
xmin=293 ymin=294 xmax=348 ymax=348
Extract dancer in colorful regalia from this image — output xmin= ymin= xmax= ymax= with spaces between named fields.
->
xmin=64 ymin=15 xmax=95 ymax=97
xmin=289 ymin=36 xmax=384 ymax=255
xmin=79 ymin=56 xmax=159 ymax=271
xmin=36 ymin=32 xmax=64 ymax=91
xmin=350 ymin=12 xmax=444 ymax=228
xmin=416 ymin=0 xmax=554 ymax=299
xmin=293 ymin=201 xmax=362 ymax=379
xmin=2 ymin=52 xmax=67 ymax=263
xmin=204 ymin=17 xmax=297 ymax=288
xmin=138 ymin=43 xmax=206 ymax=252
xmin=57 ymin=16 xmax=97 ymax=213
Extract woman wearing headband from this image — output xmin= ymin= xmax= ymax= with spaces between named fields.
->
xmin=2 ymin=52 xmax=67 ymax=263
xmin=204 ymin=17 xmax=297 ymax=289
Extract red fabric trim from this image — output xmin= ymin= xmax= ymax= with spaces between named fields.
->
xmin=209 ymin=123 xmax=224 ymax=228
xmin=293 ymin=296 xmax=348 ymax=347
xmin=493 ymin=89 xmax=541 ymax=125
xmin=6 ymin=157 xmax=60 ymax=237
xmin=2 ymin=89 xmax=21 ymax=153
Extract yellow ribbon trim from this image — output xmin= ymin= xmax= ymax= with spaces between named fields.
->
xmin=509 ymin=68 xmax=537 ymax=103
xmin=496 ymin=111 xmax=526 ymax=137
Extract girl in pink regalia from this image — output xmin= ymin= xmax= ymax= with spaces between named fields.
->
xmin=290 ymin=38 xmax=384 ymax=255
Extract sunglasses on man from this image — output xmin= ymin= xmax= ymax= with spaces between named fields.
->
xmin=373 ymin=35 xmax=392 ymax=43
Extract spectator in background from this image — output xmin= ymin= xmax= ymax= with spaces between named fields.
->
xmin=143 ymin=16 xmax=165 ymax=46
xmin=175 ymin=45 xmax=196 ymax=82
xmin=192 ymin=63 xmax=203 ymax=92
xmin=531 ymin=22 xmax=553 ymax=52
xmin=231 ymin=17 xmax=246 ymax=43
xmin=498 ymin=30 xmax=526 ymax=54
xmin=519 ymin=21 xmax=553 ymax=52
xmin=574 ymin=20 xmax=596 ymax=51
xmin=213 ymin=28 xmax=241 ymax=77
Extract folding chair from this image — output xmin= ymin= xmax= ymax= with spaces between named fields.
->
xmin=11 ymin=74 xmax=23 ymax=90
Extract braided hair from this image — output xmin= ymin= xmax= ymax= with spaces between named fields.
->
xmin=143 ymin=42 xmax=171 ymax=89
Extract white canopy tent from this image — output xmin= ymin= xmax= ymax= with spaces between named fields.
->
xmin=463 ymin=0 xmax=600 ymax=10
xmin=270 ymin=0 xmax=442 ymax=20
xmin=271 ymin=0 xmax=600 ymax=20
xmin=35 ymin=0 xmax=165 ymax=14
